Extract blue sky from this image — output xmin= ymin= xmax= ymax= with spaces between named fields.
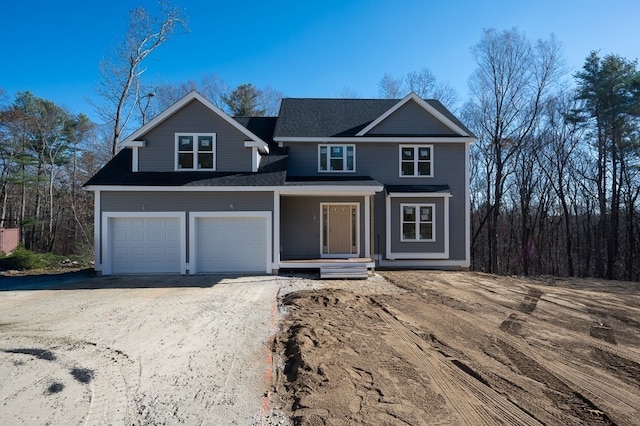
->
xmin=2 ymin=0 xmax=638 ymax=119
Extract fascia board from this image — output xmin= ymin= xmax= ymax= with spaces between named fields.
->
xmin=122 ymin=91 xmax=269 ymax=149
xmin=273 ymin=136 xmax=476 ymax=143
xmin=355 ymin=93 xmax=470 ymax=137
xmin=83 ymin=185 xmax=384 ymax=193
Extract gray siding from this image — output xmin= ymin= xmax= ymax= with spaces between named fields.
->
xmin=285 ymin=142 xmax=468 ymax=261
xmin=368 ymin=101 xmax=458 ymax=136
xmin=280 ymin=196 xmax=366 ymax=260
xmin=101 ymin=191 xmax=274 ymax=212
xmin=138 ymin=100 xmax=253 ymax=172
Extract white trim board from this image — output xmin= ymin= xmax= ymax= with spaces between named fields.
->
xmin=84 ymin=185 xmax=384 ymax=195
xmin=356 ymin=93 xmax=470 ymax=137
xmin=121 ymin=91 xmax=268 ymax=151
xmin=385 ymin=192 xmax=450 ymax=260
xmin=273 ymin=136 xmax=476 ymax=143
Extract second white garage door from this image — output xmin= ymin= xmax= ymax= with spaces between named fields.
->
xmin=193 ymin=214 xmax=270 ymax=273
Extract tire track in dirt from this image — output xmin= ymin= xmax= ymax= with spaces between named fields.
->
xmin=381 ymin=271 xmax=639 ymax=425
xmin=371 ymin=301 xmax=543 ymax=426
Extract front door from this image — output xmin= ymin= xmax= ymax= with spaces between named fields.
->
xmin=322 ymin=204 xmax=358 ymax=256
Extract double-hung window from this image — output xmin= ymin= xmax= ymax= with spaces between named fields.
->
xmin=401 ymin=203 xmax=435 ymax=242
xmin=176 ymin=133 xmax=216 ymax=170
xmin=319 ymin=144 xmax=355 ymax=172
xmin=400 ymin=145 xmax=433 ymax=177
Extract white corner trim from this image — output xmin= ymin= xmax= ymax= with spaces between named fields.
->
xmin=122 ymin=91 xmax=268 ymax=149
xmin=131 ymin=147 xmax=139 ymax=172
xmin=274 ymin=191 xmax=281 ymax=268
xmin=188 ymin=211 xmax=272 ymax=274
xmin=100 ymin=212 xmax=187 ymax=275
xmin=356 ymin=93 xmax=470 ymax=137
xmin=93 ymin=190 xmax=101 ymax=271
xmin=364 ymin=195 xmax=371 ymax=258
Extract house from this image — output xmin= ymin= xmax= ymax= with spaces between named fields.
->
xmin=83 ymin=91 xmax=476 ymax=276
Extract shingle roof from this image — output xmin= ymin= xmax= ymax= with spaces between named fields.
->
xmin=285 ymin=175 xmax=382 ymax=187
xmin=233 ymin=116 xmax=277 ymax=147
xmin=83 ymin=149 xmax=287 ymax=187
xmin=273 ymin=98 xmax=474 ymax=138
xmin=386 ymin=184 xmax=450 ymax=193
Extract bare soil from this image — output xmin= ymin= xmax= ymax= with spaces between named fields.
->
xmin=0 ymin=274 xmax=280 ymax=425
xmin=271 ymin=271 xmax=640 ymax=425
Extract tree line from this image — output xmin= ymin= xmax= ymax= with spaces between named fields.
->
xmin=0 ymin=4 xmax=638 ymax=282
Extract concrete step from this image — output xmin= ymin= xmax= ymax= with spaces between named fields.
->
xmin=320 ymin=265 xmax=369 ymax=279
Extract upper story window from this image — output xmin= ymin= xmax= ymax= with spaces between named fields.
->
xmin=400 ymin=145 xmax=433 ymax=177
xmin=319 ymin=144 xmax=355 ymax=172
xmin=401 ymin=203 xmax=435 ymax=242
xmin=176 ymin=133 xmax=216 ymax=170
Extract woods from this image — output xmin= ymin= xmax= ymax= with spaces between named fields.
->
xmin=1 ymin=13 xmax=639 ymax=281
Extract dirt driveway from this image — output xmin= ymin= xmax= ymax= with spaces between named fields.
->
xmin=0 ymin=274 xmax=281 ymax=425
xmin=272 ymin=271 xmax=640 ymax=425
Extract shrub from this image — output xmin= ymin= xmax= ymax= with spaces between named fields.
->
xmin=0 ymin=246 xmax=47 ymax=270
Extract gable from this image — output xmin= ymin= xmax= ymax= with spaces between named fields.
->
xmin=365 ymin=100 xmax=458 ymax=136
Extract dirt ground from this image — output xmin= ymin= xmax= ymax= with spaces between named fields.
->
xmin=271 ymin=271 xmax=640 ymax=425
xmin=2 ymin=271 xmax=639 ymax=425
xmin=0 ymin=274 xmax=281 ymax=425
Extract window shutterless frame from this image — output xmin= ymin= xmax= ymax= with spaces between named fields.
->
xmin=318 ymin=144 xmax=355 ymax=172
xmin=399 ymin=144 xmax=433 ymax=177
xmin=400 ymin=203 xmax=436 ymax=242
xmin=175 ymin=133 xmax=216 ymax=170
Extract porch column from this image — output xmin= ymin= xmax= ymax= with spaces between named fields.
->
xmin=273 ymin=191 xmax=281 ymax=271
xmin=364 ymin=195 xmax=371 ymax=259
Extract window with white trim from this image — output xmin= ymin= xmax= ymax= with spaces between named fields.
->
xmin=319 ymin=144 xmax=355 ymax=172
xmin=401 ymin=203 xmax=435 ymax=241
xmin=400 ymin=145 xmax=432 ymax=177
xmin=176 ymin=133 xmax=216 ymax=170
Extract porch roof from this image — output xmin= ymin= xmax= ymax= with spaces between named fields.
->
xmin=385 ymin=184 xmax=450 ymax=194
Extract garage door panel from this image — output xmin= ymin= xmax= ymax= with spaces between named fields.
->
xmin=110 ymin=216 xmax=181 ymax=274
xmin=195 ymin=216 xmax=267 ymax=273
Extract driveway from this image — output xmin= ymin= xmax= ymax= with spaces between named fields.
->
xmin=0 ymin=274 xmax=280 ymax=425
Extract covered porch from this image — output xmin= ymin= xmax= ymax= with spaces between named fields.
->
xmin=273 ymin=177 xmax=383 ymax=276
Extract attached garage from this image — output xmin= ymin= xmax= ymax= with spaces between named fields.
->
xmin=189 ymin=212 xmax=272 ymax=273
xmin=101 ymin=212 xmax=186 ymax=275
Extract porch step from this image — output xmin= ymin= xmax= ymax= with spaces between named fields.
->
xmin=320 ymin=265 xmax=369 ymax=279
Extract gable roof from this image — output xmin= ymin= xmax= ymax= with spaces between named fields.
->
xmin=356 ymin=93 xmax=470 ymax=137
xmin=273 ymin=94 xmax=475 ymax=140
xmin=122 ymin=91 xmax=269 ymax=151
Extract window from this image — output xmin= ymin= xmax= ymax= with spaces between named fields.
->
xmin=319 ymin=144 xmax=355 ymax=172
xmin=401 ymin=203 xmax=435 ymax=241
xmin=400 ymin=145 xmax=432 ymax=177
xmin=176 ymin=133 xmax=216 ymax=170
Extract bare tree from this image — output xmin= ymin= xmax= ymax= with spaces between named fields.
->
xmin=467 ymin=28 xmax=564 ymax=274
xmin=96 ymin=2 xmax=187 ymax=157
xmin=378 ymin=73 xmax=403 ymax=99
xmin=337 ymin=86 xmax=361 ymax=98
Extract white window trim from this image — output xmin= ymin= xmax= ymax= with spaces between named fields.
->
xmin=400 ymin=203 xmax=436 ymax=242
xmin=385 ymin=193 xmax=450 ymax=260
xmin=175 ymin=133 xmax=217 ymax=171
xmin=399 ymin=144 xmax=434 ymax=178
xmin=319 ymin=202 xmax=360 ymax=258
xmin=318 ymin=144 xmax=356 ymax=173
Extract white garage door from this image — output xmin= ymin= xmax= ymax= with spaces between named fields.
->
xmin=195 ymin=216 xmax=267 ymax=273
xmin=110 ymin=217 xmax=181 ymax=274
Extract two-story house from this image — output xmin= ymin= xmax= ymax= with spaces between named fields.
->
xmin=84 ymin=91 xmax=476 ymax=277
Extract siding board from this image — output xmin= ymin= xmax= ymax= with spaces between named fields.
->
xmin=138 ymin=100 xmax=253 ymax=172
xmin=368 ymin=101 xmax=458 ymax=136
